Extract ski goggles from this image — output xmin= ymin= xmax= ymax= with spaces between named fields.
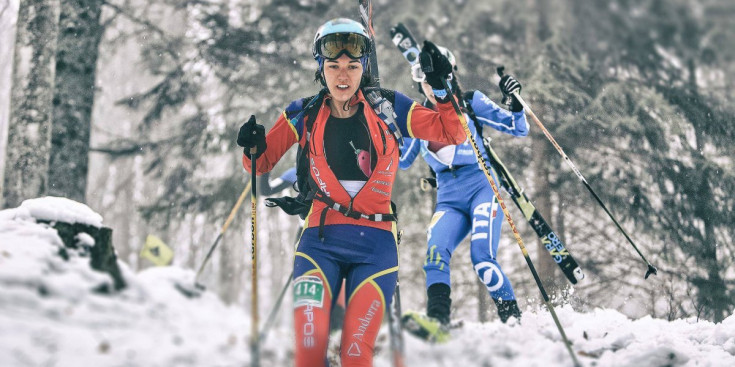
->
xmin=316 ymin=33 xmax=371 ymax=60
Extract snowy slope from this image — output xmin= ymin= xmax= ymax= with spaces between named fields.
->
xmin=1 ymin=197 xmax=734 ymax=367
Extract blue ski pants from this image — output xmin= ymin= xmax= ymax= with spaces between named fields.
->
xmin=425 ymin=165 xmax=516 ymax=302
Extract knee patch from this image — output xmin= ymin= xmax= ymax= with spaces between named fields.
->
xmin=473 ymin=261 xmax=505 ymax=292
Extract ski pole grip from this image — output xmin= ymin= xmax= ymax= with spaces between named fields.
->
xmin=496 ymin=66 xmax=505 ymax=77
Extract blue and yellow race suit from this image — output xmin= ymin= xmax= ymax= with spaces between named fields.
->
xmin=399 ymin=90 xmax=528 ymax=303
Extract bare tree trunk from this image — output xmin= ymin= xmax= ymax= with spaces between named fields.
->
xmin=219 ymin=219 xmax=245 ymax=305
xmin=187 ymin=214 xmax=201 ymax=270
xmin=47 ymin=0 xmax=104 ymax=202
xmin=2 ymin=0 xmax=60 ymax=208
xmin=553 ymin=190 xmax=567 ymax=255
xmin=0 ymin=1 xmax=21 ymax=184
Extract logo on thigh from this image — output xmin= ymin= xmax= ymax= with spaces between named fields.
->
xmin=302 ymin=304 xmax=315 ymax=348
xmin=472 ymin=203 xmax=492 ymax=241
xmin=352 ymin=300 xmax=381 ymax=342
xmin=294 ymin=275 xmax=325 ymax=349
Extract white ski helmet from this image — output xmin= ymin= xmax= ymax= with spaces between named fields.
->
xmin=438 ymin=45 xmax=457 ymax=70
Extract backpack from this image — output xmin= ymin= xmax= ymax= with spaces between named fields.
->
xmin=265 ymin=88 xmax=398 ymax=222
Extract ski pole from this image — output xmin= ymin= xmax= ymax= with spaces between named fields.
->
xmin=250 ymin=147 xmax=260 ymax=367
xmin=260 ymin=227 xmax=303 ymax=342
xmin=427 ymin=56 xmax=580 ymax=365
xmin=259 ymin=271 xmax=293 ymax=341
xmin=497 ymin=67 xmax=657 ymax=279
xmin=383 ymin=230 xmax=406 ymax=367
xmin=194 ymin=180 xmax=251 ymax=289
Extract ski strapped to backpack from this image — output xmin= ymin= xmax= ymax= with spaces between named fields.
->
xmin=390 ymin=22 xmax=583 ymax=284
xmin=359 ymin=0 xmax=404 ymax=148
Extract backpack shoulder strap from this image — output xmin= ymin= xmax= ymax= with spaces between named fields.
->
xmin=463 ymin=90 xmax=477 ymax=103
xmin=282 ymin=90 xmax=326 ymax=141
xmin=363 ymin=87 xmax=403 ymax=147
xmin=462 ymin=90 xmax=483 ymax=135
xmin=378 ymin=88 xmax=396 ymax=106
xmin=294 ymin=90 xmax=326 ymax=196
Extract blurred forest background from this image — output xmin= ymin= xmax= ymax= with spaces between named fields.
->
xmin=1 ymin=0 xmax=733 ymax=326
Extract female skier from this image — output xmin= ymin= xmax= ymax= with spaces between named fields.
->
xmin=237 ymin=18 xmax=465 ymax=367
xmin=399 ymin=45 xmax=528 ymax=342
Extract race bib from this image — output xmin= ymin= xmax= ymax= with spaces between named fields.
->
xmin=293 ymin=275 xmax=325 ymax=308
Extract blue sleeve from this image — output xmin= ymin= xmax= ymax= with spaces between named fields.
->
xmin=392 ymin=90 xmax=418 ymax=138
xmin=280 ymin=167 xmax=297 ymax=184
xmin=398 ymin=137 xmax=421 ymax=170
xmin=469 ymin=90 xmax=528 ymax=137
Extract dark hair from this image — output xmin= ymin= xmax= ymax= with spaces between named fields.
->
xmin=451 ymin=73 xmax=464 ymax=102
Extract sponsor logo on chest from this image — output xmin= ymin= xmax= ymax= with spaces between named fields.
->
xmin=310 ymin=157 xmax=330 ymax=196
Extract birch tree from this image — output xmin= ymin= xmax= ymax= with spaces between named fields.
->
xmin=2 ymin=0 xmax=59 ymax=208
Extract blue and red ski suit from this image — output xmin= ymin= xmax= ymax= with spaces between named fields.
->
xmin=399 ymin=90 xmax=528 ymax=304
xmin=243 ymin=89 xmax=465 ymax=366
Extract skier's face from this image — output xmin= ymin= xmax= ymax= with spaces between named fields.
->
xmin=323 ymin=54 xmax=363 ymax=105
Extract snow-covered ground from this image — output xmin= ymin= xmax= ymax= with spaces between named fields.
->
xmin=1 ymin=197 xmax=734 ymax=367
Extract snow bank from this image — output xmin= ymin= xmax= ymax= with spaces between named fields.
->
xmin=24 ymin=196 xmax=105 ymax=227
xmin=1 ymin=198 xmax=733 ymax=367
xmin=10 ymin=196 xmax=104 ymax=227
xmin=0 ymin=200 xmax=252 ymax=367
xmin=378 ymin=307 xmax=735 ymax=367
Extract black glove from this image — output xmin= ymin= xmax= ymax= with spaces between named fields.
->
xmin=499 ymin=75 xmax=523 ymax=112
xmin=420 ymin=177 xmax=437 ymax=192
xmin=420 ymin=40 xmax=454 ymax=92
xmin=237 ymin=115 xmax=266 ymax=158
xmin=265 ymin=196 xmax=310 ymax=218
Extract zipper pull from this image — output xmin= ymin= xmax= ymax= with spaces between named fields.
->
xmin=349 ymin=141 xmax=373 ymax=178
xmin=349 ymin=141 xmax=361 ymax=155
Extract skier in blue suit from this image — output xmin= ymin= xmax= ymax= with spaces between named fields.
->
xmin=400 ymin=45 xmax=528 ymax=341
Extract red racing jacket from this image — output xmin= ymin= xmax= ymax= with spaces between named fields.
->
xmin=243 ymin=89 xmax=466 ymax=232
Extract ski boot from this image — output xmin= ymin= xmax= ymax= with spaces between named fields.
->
xmin=402 ymin=283 xmax=452 ymax=343
xmin=494 ymin=299 xmax=522 ymax=323
xmin=402 ymin=311 xmax=450 ymax=343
